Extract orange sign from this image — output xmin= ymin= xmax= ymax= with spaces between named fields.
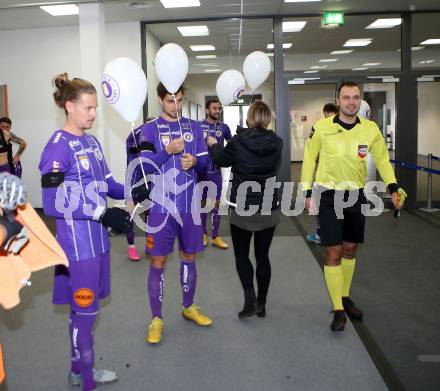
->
xmin=74 ymin=288 xmax=94 ymax=308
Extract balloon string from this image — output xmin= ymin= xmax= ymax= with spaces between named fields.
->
xmin=130 ymin=121 xmax=148 ymax=222
xmin=173 ymin=94 xmax=185 ymax=155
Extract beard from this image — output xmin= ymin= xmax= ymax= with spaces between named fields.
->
xmin=208 ymin=113 xmax=219 ymax=121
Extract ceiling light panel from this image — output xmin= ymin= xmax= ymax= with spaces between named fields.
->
xmin=331 ymin=50 xmax=353 ymax=54
xmin=344 ymin=39 xmax=372 ymax=47
xmin=190 ymin=45 xmax=215 ymax=51
xmin=177 ymin=25 xmax=209 ymax=37
xmin=366 ymin=18 xmax=402 ymax=29
xmin=420 ymin=39 xmax=440 ymax=45
xmin=40 ymin=5 xmax=79 ymax=16
xmin=267 ymin=43 xmax=292 ymax=49
xmin=282 ymin=21 xmax=307 ymax=33
xmin=160 ymin=0 xmax=200 ymax=8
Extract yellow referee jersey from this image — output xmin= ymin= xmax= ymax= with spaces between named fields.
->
xmin=301 ymin=115 xmax=396 ymax=191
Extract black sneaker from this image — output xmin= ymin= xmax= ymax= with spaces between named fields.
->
xmin=342 ymin=297 xmax=364 ymax=320
xmin=330 ymin=310 xmax=347 ymax=332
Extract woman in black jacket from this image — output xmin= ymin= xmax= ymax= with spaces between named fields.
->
xmin=207 ymin=101 xmax=283 ymax=318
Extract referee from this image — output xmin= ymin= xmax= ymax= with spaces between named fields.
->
xmin=301 ymin=81 xmax=405 ymax=331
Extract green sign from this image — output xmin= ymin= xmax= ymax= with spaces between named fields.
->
xmin=323 ymin=12 xmax=344 ymax=25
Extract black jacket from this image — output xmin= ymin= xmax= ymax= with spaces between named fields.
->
xmin=209 ymin=126 xmax=283 ymax=211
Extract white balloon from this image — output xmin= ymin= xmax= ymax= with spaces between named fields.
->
xmin=359 ymin=99 xmax=371 ymax=120
xmin=216 ymin=70 xmax=246 ymax=106
xmin=243 ymin=51 xmax=271 ymax=90
xmin=155 ymin=43 xmax=188 ymax=94
xmin=102 ymin=58 xmax=147 ymax=123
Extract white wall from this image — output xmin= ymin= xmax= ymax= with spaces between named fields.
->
xmin=0 ymin=21 xmax=142 ymax=207
xmin=145 ymin=28 xmax=161 ymax=119
xmin=418 ymin=82 xmax=440 ymax=156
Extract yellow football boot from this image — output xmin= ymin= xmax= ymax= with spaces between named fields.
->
xmin=182 ymin=304 xmax=213 ymax=327
xmin=211 ymin=236 xmax=229 ymax=250
xmin=146 ymin=317 xmax=164 ymax=344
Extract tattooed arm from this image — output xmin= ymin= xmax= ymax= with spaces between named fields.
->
xmin=9 ymin=132 xmax=27 ymax=163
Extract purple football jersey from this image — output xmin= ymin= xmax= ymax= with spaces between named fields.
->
xmin=39 ymin=130 xmax=117 ymax=261
xmin=137 ymin=116 xmax=208 ymax=214
xmin=200 ymin=120 xmax=232 ymax=173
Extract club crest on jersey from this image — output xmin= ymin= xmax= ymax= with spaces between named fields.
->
xmin=215 ymin=130 xmax=222 ymax=138
xmin=160 ymin=135 xmax=170 ymax=146
xmin=79 ymin=155 xmax=90 ymax=170
xmin=94 ymin=148 xmax=103 ymax=161
xmin=358 ymin=145 xmax=368 ymax=159
xmin=183 ymin=132 xmax=193 ymax=142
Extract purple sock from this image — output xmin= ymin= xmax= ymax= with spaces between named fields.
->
xmin=201 ymin=212 xmax=208 ymax=235
xmin=180 ymin=260 xmax=197 ymax=308
xmin=211 ymin=208 xmax=220 ymax=239
xmin=69 ymin=312 xmax=81 ymax=374
xmin=70 ymin=312 xmax=97 ymax=391
xmin=148 ymin=265 xmax=165 ymax=318
xmin=126 ymin=226 xmax=135 ymax=246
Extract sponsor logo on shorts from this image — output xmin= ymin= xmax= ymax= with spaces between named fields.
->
xmin=146 ymin=235 xmax=154 ymax=249
xmin=183 ymin=132 xmax=193 ymax=142
xmin=74 ymin=288 xmax=94 ymax=308
xmin=358 ymin=144 xmax=368 ymax=159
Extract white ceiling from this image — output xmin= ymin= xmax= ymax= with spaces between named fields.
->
xmin=146 ymin=13 xmax=440 ymax=74
xmin=1 ymin=0 xmax=440 ymax=31
xmin=1 ymin=0 xmax=439 ymax=73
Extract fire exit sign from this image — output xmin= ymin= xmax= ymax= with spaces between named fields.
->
xmin=323 ymin=12 xmax=344 ymax=25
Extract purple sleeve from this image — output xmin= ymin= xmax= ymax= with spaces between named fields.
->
xmin=193 ymin=121 xmax=208 ymax=175
xmin=106 ymin=175 xmax=124 ymax=200
xmin=224 ymin=124 xmax=232 ymax=141
xmin=138 ymin=123 xmax=170 ymax=174
xmin=42 ymin=187 xmax=99 ymax=220
xmin=91 ymin=135 xmax=124 ymax=200
xmin=39 ymin=133 xmax=71 ymax=175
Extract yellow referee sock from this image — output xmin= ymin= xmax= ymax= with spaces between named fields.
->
xmin=324 ymin=265 xmax=343 ymax=311
xmin=341 ymin=257 xmax=356 ymax=298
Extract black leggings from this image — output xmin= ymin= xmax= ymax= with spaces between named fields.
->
xmin=230 ymin=224 xmax=276 ymax=302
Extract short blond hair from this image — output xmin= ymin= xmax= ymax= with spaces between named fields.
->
xmin=247 ymin=100 xmax=272 ymax=129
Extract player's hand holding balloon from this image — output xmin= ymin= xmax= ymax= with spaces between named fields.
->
xmin=166 ymin=138 xmax=184 ymax=155
xmin=180 ymin=153 xmax=196 ymax=171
